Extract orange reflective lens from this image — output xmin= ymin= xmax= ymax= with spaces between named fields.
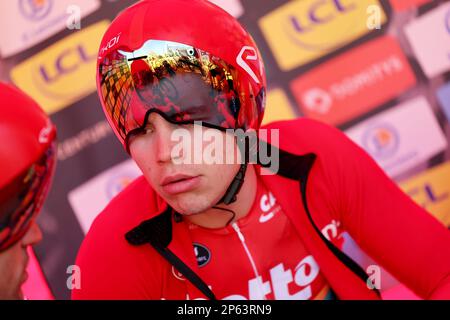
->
xmin=0 ymin=142 xmax=56 ymax=251
xmin=98 ymin=40 xmax=263 ymax=150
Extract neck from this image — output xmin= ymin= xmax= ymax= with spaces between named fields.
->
xmin=184 ymin=165 xmax=258 ymax=229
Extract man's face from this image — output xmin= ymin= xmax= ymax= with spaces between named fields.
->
xmin=129 ymin=113 xmax=241 ymax=215
xmin=0 ymin=221 xmax=42 ymax=299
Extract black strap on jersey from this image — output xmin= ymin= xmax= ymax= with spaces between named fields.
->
xmin=125 ymin=208 xmax=216 ymax=300
xmin=259 ymin=144 xmax=381 ymax=298
xmin=126 ymin=140 xmax=381 ymax=299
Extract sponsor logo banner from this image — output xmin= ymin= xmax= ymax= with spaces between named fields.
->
xmin=0 ymin=0 xmax=101 ymax=57
xmin=400 ymin=161 xmax=450 ymax=227
xmin=68 ymin=159 xmax=141 ymax=234
xmin=259 ymin=0 xmax=387 ymax=71
xmin=262 ymin=89 xmax=296 ymax=126
xmin=345 ymin=96 xmax=447 ymax=177
xmin=437 ymin=82 xmax=450 ymax=124
xmin=404 ymin=3 xmax=450 ymax=78
xmin=10 ymin=20 xmax=109 ymax=115
xmin=291 ymin=36 xmax=416 ymax=126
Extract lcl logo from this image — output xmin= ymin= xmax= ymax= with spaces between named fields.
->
xmin=259 ymin=0 xmax=385 ymax=70
xmin=39 ymin=45 xmax=95 ymax=83
xmin=289 ymin=0 xmax=356 ymax=33
xmin=10 ymin=20 xmax=109 ymax=114
xmin=407 ymin=184 xmax=449 ymax=210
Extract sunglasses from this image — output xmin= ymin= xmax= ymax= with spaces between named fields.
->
xmin=0 ymin=141 xmax=56 ymax=252
xmin=97 ymin=39 xmax=265 ymax=152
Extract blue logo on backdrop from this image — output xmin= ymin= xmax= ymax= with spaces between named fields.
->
xmin=446 ymin=7 xmax=450 ymax=33
xmin=362 ymin=123 xmax=399 ymax=160
xmin=437 ymin=83 xmax=450 ymax=124
xmin=106 ymin=172 xmax=139 ymax=200
xmin=19 ymin=0 xmax=52 ymax=21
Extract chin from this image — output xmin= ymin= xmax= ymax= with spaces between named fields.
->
xmin=170 ymin=193 xmax=214 ymax=215
xmin=172 ymin=202 xmax=207 ymax=216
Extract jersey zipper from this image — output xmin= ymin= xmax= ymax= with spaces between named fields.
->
xmin=231 ymin=222 xmax=267 ymax=300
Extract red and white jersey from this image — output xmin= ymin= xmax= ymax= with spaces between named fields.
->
xmin=72 ymin=118 xmax=450 ymax=300
xmin=187 ymin=177 xmax=336 ymax=300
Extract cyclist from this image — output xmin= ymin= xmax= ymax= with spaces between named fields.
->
xmin=0 ymin=82 xmax=57 ymax=299
xmin=72 ymin=0 xmax=450 ymax=300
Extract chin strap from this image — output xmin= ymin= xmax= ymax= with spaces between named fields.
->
xmin=216 ymin=162 xmax=248 ymax=205
xmin=216 ymin=133 xmax=253 ymax=206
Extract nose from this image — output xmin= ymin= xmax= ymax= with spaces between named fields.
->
xmin=21 ymin=221 xmax=43 ymax=247
xmin=152 ymin=114 xmax=182 ymax=164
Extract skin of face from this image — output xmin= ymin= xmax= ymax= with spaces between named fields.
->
xmin=0 ymin=221 xmax=42 ymax=300
xmin=129 ymin=113 xmax=257 ymax=228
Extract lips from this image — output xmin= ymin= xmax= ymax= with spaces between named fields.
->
xmin=161 ymin=174 xmax=196 ymax=186
xmin=161 ymin=174 xmax=201 ymax=195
